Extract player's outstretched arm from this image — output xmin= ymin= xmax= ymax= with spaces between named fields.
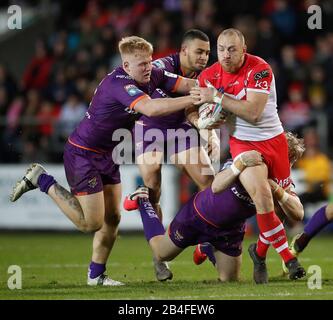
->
xmin=134 ymin=95 xmax=194 ymax=117
xmin=173 ymin=77 xmax=197 ymax=95
xmin=211 ymin=150 xmax=263 ymax=193
xmin=269 ymin=179 xmax=304 ymax=221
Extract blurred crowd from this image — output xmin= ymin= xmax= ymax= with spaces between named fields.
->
xmin=0 ymin=0 xmax=332 ymax=202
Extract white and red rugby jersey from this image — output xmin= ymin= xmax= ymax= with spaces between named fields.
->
xmin=198 ymin=53 xmax=284 ymax=141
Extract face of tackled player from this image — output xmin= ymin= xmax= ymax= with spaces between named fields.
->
xmin=217 ymin=33 xmax=246 ymax=73
xmin=182 ymin=39 xmax=210 ymax=72
xmin=123 ymin=50 xmax=153 ymax=84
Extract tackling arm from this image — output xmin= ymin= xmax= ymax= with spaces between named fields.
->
xmin=268 ymin=179 xmax=304 ymax=221
xmin=134 ymin=95 xmax=194 ymax=117
xmin=211 ymin=150 xmax=263 ymax=193
xmin=174 ymin=77 xmax=197 ymax=95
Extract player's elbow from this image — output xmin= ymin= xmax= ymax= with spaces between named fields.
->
xmin=211 ymin=180 xmax=223 ymax=194
xmin=249 ymin=112 xmax=262 ymax=124
xmin=247 ymin=103 xmax=264 ymax=124
xmin=211 ymin=183 xmax=219 ymax=194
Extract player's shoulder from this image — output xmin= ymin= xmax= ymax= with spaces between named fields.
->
xmin=199 ymin=62 xmax=222 ymax=79
xmin=153 ymin=53 xmax=179 ymax=71
xmin=103 ymin=67 xmax=140 ymax=98
xmin=246 ymin=53 xmax=271 ymax=69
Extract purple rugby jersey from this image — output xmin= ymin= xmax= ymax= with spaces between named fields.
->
xmin=69 ymin=66 xmax=180 ymax=152
xmin=194 ymin=180 xmax=256 ymax=229
xmin=168 ymin=178 xmax=257 ymax=256
xmin=139 ymin=53 xmax=198 ymax=128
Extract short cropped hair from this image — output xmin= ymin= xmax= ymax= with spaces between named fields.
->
xmin=118 ymin=36 xmax=153 ymax=56
xmin=219 ymin=28 xmax=245 ymax=45
xmin=182 ymin=29 xmax=210 ymax=44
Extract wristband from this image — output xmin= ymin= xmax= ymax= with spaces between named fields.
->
xmin=213 ymin=92 xmax=224 ymax=105
xmin=205 ymin=79 xmax=224 ymax=106
xmin=230 ymin=163 xmax=241 ymax=176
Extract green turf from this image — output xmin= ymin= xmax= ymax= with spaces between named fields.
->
xmin=0 ymin=232 xmax=332 ymax=300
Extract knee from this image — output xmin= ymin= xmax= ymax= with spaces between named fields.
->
xmin=105 ymin=211 xmax=121 ymax=227
xmin=80 ymin=221 xmax=103 ymax=233
xmin=142 ymin=169 xmax=161 ymax=189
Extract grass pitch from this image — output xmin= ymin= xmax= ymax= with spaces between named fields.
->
xmin=0 ymin=232 xmax=332 ymax=300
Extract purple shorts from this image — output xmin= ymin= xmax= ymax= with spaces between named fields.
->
xmin=134 ymin=121 xmax=200 ymax=158
xmin=168 ymin=194 xmax=246 ymax=257
xmin=63 ymin=142 xmax=120 ymax=195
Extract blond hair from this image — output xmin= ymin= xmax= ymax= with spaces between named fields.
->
xmin=286 ymin=131 xmax=305 ymax=166
xmin=118 ymin=36 xmax=153 ymax=57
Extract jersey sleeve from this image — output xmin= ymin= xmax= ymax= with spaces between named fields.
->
xmin=152 ymin=56 xmax=174 ymax=72
xmin=154 ymin=68 xmax=181 ymax=93
xmin=114 ymin=79 xmax=149 ymax=110
xmin=246 ymin=63 xmax=273 ymax=94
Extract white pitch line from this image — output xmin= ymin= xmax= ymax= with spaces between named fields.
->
xmin=156 ymin=291 xmax=333 ymax=299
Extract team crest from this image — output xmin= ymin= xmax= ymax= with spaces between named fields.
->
xmin=174 ymin=230 xmax=184 ymax=241
xmin=254 ymin=69 xmax=270 ymax=81
xmin=88 ymin=177 xmax=98 ymax=188
xmin=124 ymin=84 xmax=143 ymax=97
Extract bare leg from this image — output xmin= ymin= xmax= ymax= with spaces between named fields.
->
xmin=47 ymin=183 xmax=105 ymax=233
xmin=215 ymin=250 xmax=242 ymax=282
xmin=239 ymin=164 xmax=274 ymax=214
xmin=149 ymin=234 xmax=183 ymax=261
xmin=91 ymin=183 xmax=121 ymax=263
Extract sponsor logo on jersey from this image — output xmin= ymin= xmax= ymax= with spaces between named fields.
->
xmin=274 ymin=177 xmax=292 ymax=188
xmin=124 ymin=84 xmax=143 ymax=96
xmin=153 ymin=59 xmax=166 ymax=69
xmin=116 ymin=74 xmax=133 ymax=79
xmin=155 ymin=88 xmax=169 ymax=98
xmin=254 ymin=80 xmax=269 ymax=90
xmin=254 ymin=69 xmax=270 ymax=81
xmin=231 ymin=186 xmax=254 ymax=206
xmin=124 ymin=106 xmax=138 ymax=115
xmin=174 ymin=230 xmax=184 ymax=241
xmin=164 ymin=70 xmax=178 ymax=78
xmin=88 ymin=177 xmax=98 ymax=188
